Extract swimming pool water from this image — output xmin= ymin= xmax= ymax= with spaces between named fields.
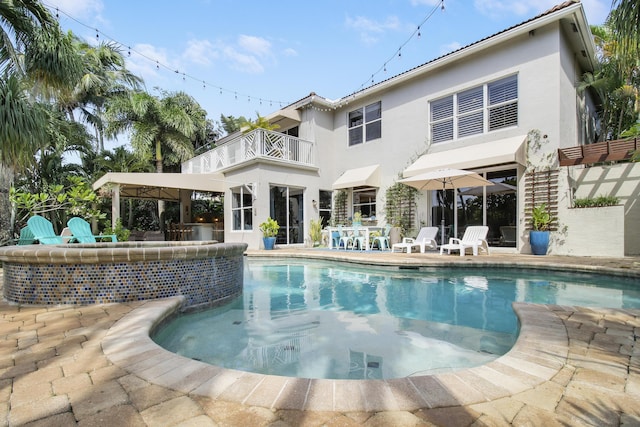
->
xmin=153 ymin=259 xmax=640 ymax=379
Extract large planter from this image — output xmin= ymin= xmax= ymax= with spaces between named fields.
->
xmin=529 ymin=230 xmax=550 ymax=255
xmin=263 ymin=237 xmax=276 ymax=250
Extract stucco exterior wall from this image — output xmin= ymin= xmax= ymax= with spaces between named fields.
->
xmin=568 ymin=163 xmax=640 ymax=255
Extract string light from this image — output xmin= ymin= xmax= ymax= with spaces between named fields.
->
xmin=41 ymin=1 xmax=290 ymax=108
xmin=353 ymin=0 xmax=445 ymax=94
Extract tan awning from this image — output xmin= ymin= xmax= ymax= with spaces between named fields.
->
xmin=332 ymin=165 xmax=380 ymax=190
xmin=403 ymin=135 xmax=527 ymax=177
xmin=92 ymin=172 xmax=227 ymax=201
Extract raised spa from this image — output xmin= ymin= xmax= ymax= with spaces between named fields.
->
xmin=0 ymin=241 xmax=247 ymax=306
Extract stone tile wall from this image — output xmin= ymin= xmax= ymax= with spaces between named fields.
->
xmin=0 ymin=242 xmax=247 ymax=306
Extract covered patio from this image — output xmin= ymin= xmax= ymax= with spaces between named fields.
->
xmin=93 ymin=172 xmax=227 ymax=239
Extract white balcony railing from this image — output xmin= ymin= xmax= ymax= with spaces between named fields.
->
xmin=182 ymin=129 xmax=316 ymax=174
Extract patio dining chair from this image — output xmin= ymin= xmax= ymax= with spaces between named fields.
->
xmin=27 ymin=215 xmax=65 ymax=244
xmin=350 ymin=224 xmax=366 ymax=250
xmin=370 ymin=224 xmax=391 ymax=250
xmin=67 ymin=217 xmax=117 ymax=243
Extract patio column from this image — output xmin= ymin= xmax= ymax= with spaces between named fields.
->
xmin=111 ymin=184 xmax=120 ymax=229
xmin=179 ymin=189 xmax=192 ymax=223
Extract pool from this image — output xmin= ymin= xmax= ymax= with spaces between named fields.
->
xmin=154 ymin=258 xmax=640 ymax=380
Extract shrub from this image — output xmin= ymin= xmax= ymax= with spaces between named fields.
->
xmin=573 ymin=195 xmax=619 ymax=208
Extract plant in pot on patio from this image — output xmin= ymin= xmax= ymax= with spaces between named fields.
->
xmin=530 ymin=204 xmax=552 ymax=255
xmin=259 ymin=217 xmax=279 ymax=250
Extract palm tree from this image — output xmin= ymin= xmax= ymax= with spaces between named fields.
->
xmin=607 ymin=1 xmax=640 ymax=143
xmin=0 ymin=0 xmax=55 ymax=74
xmin=106 ymin=89 xmax=208 ymax=219
xmin=580 ymin=24 xmax=638 ymax=141
xmin=609 ymin=0 xmax=640 ymax=59
xmin=94 ymin=146 xmax=153 ymax=228
xmin=0 ymin=1 xmax=83 ymax=241
xmin=58 ymin=39 xmax=142 ymax=152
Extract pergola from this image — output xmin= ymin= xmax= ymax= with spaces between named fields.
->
xmin=92 ymin=172 xmax=226 ymax=228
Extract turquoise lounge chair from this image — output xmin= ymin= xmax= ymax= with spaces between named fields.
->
xmin=26 ymin=215 xmax=65 ymax=244
xmin=67 ymin=217 xmax=117 ymax=243
xmin=17 ymin=226 xmax=36 ymax=245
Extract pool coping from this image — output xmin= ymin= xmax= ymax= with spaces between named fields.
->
xmin=102 ymin=296 xmax=569 ymax=412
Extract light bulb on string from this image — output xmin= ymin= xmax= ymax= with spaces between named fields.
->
xmin=34 ymin=4 xmax=293 ymax=109
xmin=417 ymin=26 xmax=421 ymax=39
xmin=398 ymin=48 xmax=402 ymax=58
xmin=441 ymin=0 xmax=445 ymax=11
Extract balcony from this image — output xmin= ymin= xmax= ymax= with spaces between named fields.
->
xmin=182 ymin=129 xmax=317 ymax=174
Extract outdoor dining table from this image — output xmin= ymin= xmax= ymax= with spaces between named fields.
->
xmin=326 ymin=226 xmax=383 ymax=250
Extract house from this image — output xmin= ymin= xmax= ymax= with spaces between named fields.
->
xmin=95 ymin=0 xmax=640 ymax=256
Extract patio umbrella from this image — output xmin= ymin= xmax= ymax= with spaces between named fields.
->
xmin=399 ymin=168 xmax=494 ymax=245
xmin=458 ymin=181 xmax=516 ymax=196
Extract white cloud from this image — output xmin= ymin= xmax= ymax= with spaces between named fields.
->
xmin=237 ymin=35 xmax=273 ymax=58
xmin=473 ymin=0 xmax=535 ymax=19
xmin=126 ymin=43 xmax=182 ymax=84
xmin=282 ymin=47 xmax=298 ymax=57
xmin=410 ymin=0 xmax=442 ymax=5
xmin=183 ymin=39 xmax=218 ymax=66
xmin=440 ymin=41 xmax=462 ymax=55
xmin=46 ymin=0 xmax=104 ymax=19
xmin=345 ymin=15 xmax=403 ymax=44
xmin=473 ymin=0 xmax=609 ymax=24
xmin=221 ymin=45 xmax=264 ymax=74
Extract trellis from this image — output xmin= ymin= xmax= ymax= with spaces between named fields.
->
xmin=524 ymin=169 xmax=559 ymax=231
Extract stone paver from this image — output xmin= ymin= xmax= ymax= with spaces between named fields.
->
xmin=0 ymin=251 xmax=639 ymax=426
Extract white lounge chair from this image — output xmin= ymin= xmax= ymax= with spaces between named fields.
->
xmin=391 ymin=227 xmax=438 ymax=253
xmin=440 ymin=226 xmax=490 ymax=256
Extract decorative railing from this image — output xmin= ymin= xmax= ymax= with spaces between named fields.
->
xmin=182 ymin=129 xmax=316 ymax=173
xmin=558 ymin=138 xmax=639 ymax=166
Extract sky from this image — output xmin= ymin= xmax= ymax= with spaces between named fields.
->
xmin=42 ymin=0 xmax=610 ymax=149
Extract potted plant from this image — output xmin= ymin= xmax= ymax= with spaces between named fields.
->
xmin=530 ymin=204 xmax=552 ymax=255
xmin=259 ymin=217 xmax=279 ymax=250
xmin=352 ymin=211 xmax=362 ymax=226
xmin=309 ymin=218 xmax=323 ymax=247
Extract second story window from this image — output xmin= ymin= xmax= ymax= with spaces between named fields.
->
xmin=348 ymin=101 xmax=382 ymax=146
xmin=430 ymin=75 xmax=518 ymax=143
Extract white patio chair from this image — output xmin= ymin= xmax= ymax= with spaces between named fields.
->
xmin=391 ymin=227 xmax=438 ymax=254
xmin=440 ymin=226 xmax=490 ymax=256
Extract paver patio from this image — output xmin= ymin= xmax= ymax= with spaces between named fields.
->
xmin=1 ymin=250 xmax=640 ymax=426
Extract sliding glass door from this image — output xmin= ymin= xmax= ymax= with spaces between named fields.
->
xmin=270 ymin=185 xmax=304 ymax=245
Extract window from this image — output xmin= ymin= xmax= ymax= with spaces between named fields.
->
xmin=348 ymin=101 xmax=382 ymax=146
xmin=488 ymin=75 xmax=518 ymax=130
xmin=319 ymin=190 xmax=332 ymax=227
xmin=352 ymin=188 xmax=377 ymax=220
xmin=431 ymin=96 xmax=453 ymax=143
xmin=457 ymin=86 xmax=484 ymax=137
xmin=430 ymin=75 xmax=518 ymax=143
xmin=231 ymin=185 xmax=253 ymax=231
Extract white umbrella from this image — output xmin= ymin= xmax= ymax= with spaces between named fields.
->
xmin=458 ymin=181 xmax=516 ymax=196
xmin=399 ymin=168 xmax=494 ymax=245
